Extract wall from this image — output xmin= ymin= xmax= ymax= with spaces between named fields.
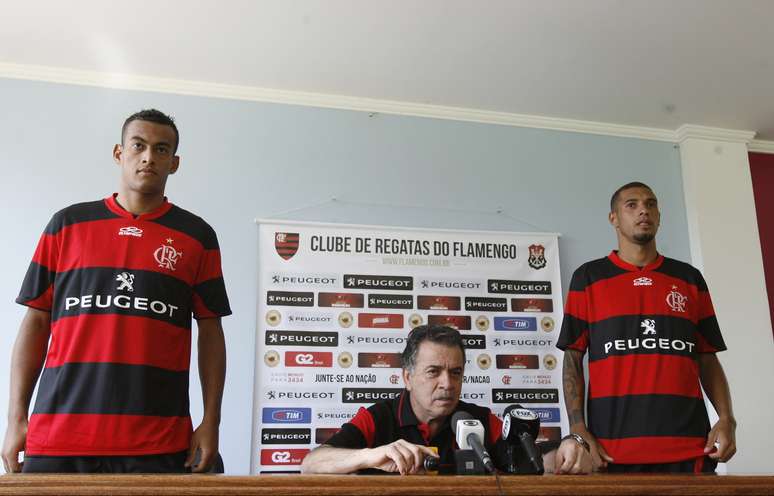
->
xmin=679 ymin=139 xmax=773 ymax=474
xmin=0 ymin=77 xmax=692 ymax=474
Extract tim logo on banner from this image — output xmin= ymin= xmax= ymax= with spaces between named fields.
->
xmin=275 ymin=233 xmax=300 ymax=260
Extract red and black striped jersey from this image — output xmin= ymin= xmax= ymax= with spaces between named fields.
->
xmin=16 ymin=194 xmax=231 ymax=456
xmin=557 ymin=251 xmax=725 ymax=464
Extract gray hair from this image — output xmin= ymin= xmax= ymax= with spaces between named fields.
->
xmin=400 ymin=325 xmax=465 ymax=373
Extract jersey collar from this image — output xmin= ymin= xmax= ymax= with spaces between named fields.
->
xmin=608 ymin=249 xmax=664 ymax=272
xmin=105 ymin=193 xmax=173 ymax=221
xmin=398 ymin=390 xmax=453 ymax=443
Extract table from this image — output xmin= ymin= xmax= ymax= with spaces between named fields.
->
xmin=1 ymin=473 xmax=773 ymax=495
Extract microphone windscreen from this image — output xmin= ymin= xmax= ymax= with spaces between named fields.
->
xmin=450 ymin=411 xmax=474 ymax=434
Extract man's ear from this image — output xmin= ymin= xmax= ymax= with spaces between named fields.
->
xmin=170 ymin=156 xmax=180 ymax=174
xmin=113 ymin=144 xmax=122 ymax=165
xmin=402 ymin=368 xmax=412 ymax=391
xmin=608 ymin=210 xmax=618 ymax=228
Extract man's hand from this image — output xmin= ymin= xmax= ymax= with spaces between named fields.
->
xmin=185 ymin=421 xmax=219 ymax=473
xmin=698 ymin=354 xmax=736 ymax=463
xmin=705 ymin=417 xmax=737 ymax=462
xmin=1 ymin=418 xmax=27 ymax=473
xmin=363 ymin=439 xmax=437 ymax=475
xmin=3 ymin=307 xmax=51 ymax=474
xmin=573 ymin=429 xmax=613 ymax=471
xmin=553 ymin=437 xmax=592 ymax=474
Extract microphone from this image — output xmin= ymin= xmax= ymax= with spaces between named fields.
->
xmin=423 ymin=455 xmax=439 ymax=473
xmin=502 ymin=404 xmax=543 ymax=474
xmin=451 ymin=411 xmax=495 ymax=473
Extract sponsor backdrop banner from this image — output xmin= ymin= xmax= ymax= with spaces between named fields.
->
xmin=252 ymin=221 xmax=566 ymax=473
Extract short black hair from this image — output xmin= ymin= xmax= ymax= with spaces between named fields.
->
xmin=400 ymin=325 xmax=465 ymax=372
xmin=610 ymin=181 xmax=654 ymax=212
xmin=121 ymin=109 xmax=179 ymax=153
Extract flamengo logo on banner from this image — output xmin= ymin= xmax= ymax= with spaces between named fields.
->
xmin=260 ymin=449 xmax=309 ymax=465
xmin=285 ymin=351 xmax=333 ymax=367
xmin=342 ymin=388 xmax=402 ymax=403
xmin=492 ymin=388 xmax=560 ymax=403
xmin=266 ymin=331 xmax=339 ymax=347
xmin=343 ymin=274 xmax=413 ymax=290
xmin=261 ymin=408 xmax=312 ymax=424
xmin=261 ymin=428 xmax=311 ymax=445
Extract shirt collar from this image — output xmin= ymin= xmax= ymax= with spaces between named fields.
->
xmin=398 ymin=390 xmax=453 ymax=431
xmin=105 ymin=193 xmax=172 ymax=221
xmin=608 ymin=249 xmax=664 ymax=272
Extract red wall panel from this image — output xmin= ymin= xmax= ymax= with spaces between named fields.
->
xmin=749 ymin=152 xmax=774 ymax=339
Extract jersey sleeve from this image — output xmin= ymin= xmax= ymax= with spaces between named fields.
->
xmin=486 ymin=412 xmax=503 ymax=445
xmin=694 ymin=270 xmax=727 ymax=353
xmin=323 ymin=407 xmax=373 ymax=449
xmin=16 ymin=214 xmax=62 ymax=311
xmin=192 ymin=225 xmax=232 ymax=319
xmin=556 ymin=265 xmax=590 ymax=352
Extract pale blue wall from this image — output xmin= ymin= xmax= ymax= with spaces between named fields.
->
xmin=0 ymin=78 xmax=689 ymax=474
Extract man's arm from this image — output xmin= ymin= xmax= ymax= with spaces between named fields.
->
xmin=1 ymin=308 xmax=51 ymax=473
xmin=562 ymin=348 xmax=613 ymax=469
xmin=301 ymin=440 xmax=436 ymax=475
xmin=185 ymin=317 xmax=226 ymax=473
xmin=698 ymin=353 xmax=736 ymax=462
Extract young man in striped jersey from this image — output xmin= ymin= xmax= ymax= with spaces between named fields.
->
xmin=1 ymin=109 xmax=231 ymax=473
xmin=558 ymin=181 xmax=736 ymax=473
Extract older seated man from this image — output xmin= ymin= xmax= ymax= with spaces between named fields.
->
xmin=301 ymin=325 xmax=591 ymax=475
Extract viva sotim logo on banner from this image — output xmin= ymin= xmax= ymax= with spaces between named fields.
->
xmin=494 ymin=316 xmax=538 ymax=331
xmin=262 ymin=408 xmax=312 ymax=424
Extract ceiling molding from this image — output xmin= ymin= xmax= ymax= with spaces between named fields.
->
xmin=3 ymin=61 xmax=765 ymax=147
xmin=675 ymin=124 xmax=756 ymax=144
xmin=748 ymin=139 xmax=774 ymax=155
xmin=0 ymin=61 xmax=682 ymax=143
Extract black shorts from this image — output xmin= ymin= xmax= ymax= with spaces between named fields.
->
xmin=606 ymin=456 xmax=717 ymax=474
xmin=22 ymin=450 xmax=189 ymax=473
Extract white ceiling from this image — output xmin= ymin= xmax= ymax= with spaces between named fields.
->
xmin=3 ymin=0 xmax=774 ymax=140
